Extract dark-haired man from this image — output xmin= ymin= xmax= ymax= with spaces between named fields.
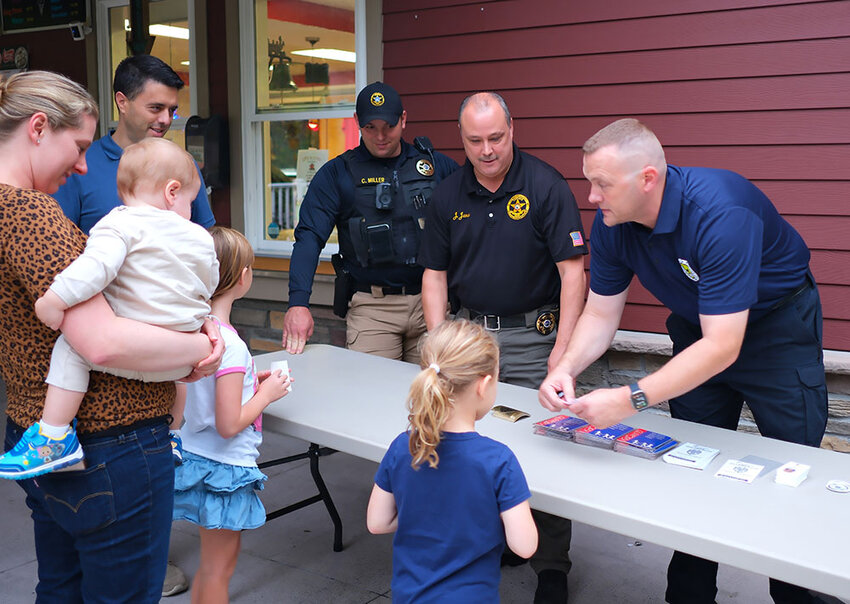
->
xmin=54 ymin=54 xmax=214 ymax=233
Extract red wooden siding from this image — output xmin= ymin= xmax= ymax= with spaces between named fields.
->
xmin=382 ymin=0 xmax=850 ymax=351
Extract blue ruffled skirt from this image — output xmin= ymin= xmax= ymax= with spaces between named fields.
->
xmin=173 ymin=450 xmax=267 ymax=531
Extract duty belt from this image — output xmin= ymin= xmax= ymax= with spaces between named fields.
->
xmin=353 ymin=282 xmax=421 ymax=297
xmin=466 ymin=307 xmax=559 ymax=335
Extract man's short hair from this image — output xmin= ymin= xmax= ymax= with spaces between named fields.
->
xmin=117 ymin=138 xmax=198 ymax=201
xmin=458 ymin=92 xmax=512 ymax=126
xmin=582 ymin=118 xmax=666 ymax=170
xmin=113 ymin=55 xmax=184 ymax=101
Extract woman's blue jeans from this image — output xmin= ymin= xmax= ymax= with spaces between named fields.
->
xmin=5 ymin=418 xmax=174 ymax=603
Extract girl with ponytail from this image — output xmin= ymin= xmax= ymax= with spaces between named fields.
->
xmin=367 ymin=319 xmax=537 ymax=602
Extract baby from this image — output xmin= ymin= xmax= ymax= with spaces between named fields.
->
xmin=0 ymin=138 xmax=219 ymax=479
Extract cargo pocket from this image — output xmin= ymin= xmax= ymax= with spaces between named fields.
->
xmin=796 ymin=363 xmax=828 ymax=447
xmin=37 ymin=464 xmax=116 ymax=536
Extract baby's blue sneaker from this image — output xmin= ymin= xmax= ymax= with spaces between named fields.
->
xmin=0 ymin=422 xmax=84 ymax=480
xmin=170 ymin=433 xmax=183 ymax=466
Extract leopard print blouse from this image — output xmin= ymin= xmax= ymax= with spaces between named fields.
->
xmin=0 ymin=184 xmax=173 ymax=434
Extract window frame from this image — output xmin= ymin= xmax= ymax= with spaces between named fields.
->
xmin=238 ymin=0 xmax=367 ymax=259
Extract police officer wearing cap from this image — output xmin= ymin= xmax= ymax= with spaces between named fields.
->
xmin=539 ymin=119 xmax=828 ymax=604
xmin=420 ymin=92 xmax=588 ymax=604
xmin=282 ymin=82 xmax=458 ymax=362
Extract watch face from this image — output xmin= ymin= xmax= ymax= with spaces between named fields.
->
xmin=630 ymin=384 xmax=649 ymax=410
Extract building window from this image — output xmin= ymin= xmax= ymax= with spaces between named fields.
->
xmin=240 ymin=0 xmax=363 ymax=258
xmin=96 ymin=0 xmax=198 ymax=148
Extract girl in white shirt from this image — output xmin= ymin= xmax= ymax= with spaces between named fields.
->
xmin=173 ymin=226 xmax=292 ymax=603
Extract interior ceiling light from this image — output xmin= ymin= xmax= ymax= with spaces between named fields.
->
xmin=290 ymin=49 xmax=356 ymax=63
xmin=124 ymin=20 xmax=190 ymax=40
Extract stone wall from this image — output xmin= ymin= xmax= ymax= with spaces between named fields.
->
xmin=234 ymin=299 xmax=850 ymax=454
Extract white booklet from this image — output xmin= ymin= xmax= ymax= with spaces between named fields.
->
xmin=662 ymin=442 xmax=720 ymax=470
xmin=714 ymin=459 xmax=765 ymax=484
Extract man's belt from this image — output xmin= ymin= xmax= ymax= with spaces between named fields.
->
xmin=353 ymin=283 xmax=421 ymax=297
xmin=466 ymin=307 xmax=559 ymax=335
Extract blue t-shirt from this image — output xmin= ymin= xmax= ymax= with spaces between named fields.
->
xmin=53 ymin=134 xmax=216 ymax=234
xmin=589 ymin=165 xmax=810 ymax=324
xmin=375 ymin=431 xmax=531 ymax=603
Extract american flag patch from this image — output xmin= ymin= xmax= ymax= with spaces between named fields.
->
xmin=570 ymin=231 xmax=584 ymax=247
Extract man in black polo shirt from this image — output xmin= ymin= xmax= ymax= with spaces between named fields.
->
xmin=420 ymin=92 xmax=588 ymax=603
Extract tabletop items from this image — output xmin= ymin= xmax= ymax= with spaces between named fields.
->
xmin=533 ymin=416 xmax=678 ymax=459
xmin=533 ymin=415 xmax=818 ymax=489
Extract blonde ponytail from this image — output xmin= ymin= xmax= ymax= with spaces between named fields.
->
xmin=407 ymin=320 xmax=499 ymax=469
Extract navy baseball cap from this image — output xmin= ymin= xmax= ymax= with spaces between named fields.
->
xmin=356 ymin=82 xmax=404 ymax=127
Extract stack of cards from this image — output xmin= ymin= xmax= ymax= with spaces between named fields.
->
xmin=614 ymin=429 xmax=679 ymax=459
xmin=574 ymin=423 xmax=634 ymax=449
xmin=774 ymin=462 xmax=810 ymax=487
xmin=662 ymin=442 xmax=720 ymax=470
xmin=533 ymin=415 xmax=588 ymax=441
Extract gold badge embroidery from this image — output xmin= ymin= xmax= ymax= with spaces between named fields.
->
xmin=416 ymin=159 xmax=434 ymax=176
xmin=536 ymin=311 xmax=557 ymax=335
xmin=507 ymin=194 xmax=529 ymax=220
xmin=678 ymin=258 xmax=700 ymax=282
xmin=370 ymin=92 xmax=385 ymax=106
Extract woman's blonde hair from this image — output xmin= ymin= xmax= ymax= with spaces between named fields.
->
xmin=0 ymin=71 xmax=98 ymax=141
xmin=210 ymin=226 xmax=254 ymax=298
xmin=407 ymin=320 xmax=499 ymax=469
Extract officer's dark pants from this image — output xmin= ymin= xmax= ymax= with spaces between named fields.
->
xmin=492 ymin=324 xmax=573 ymax=577
xmin=664 ymin=279 xmax=828 ymax=604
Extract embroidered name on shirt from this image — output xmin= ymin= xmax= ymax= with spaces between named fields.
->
xmin=360 ymin=177 xmax=386 ymax=184
xmin=453 ymin=211 xmax=470 ymax=221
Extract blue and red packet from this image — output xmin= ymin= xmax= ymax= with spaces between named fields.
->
xmin=533 ymin=415 xmax=588 ymax=441
xmin=614 ymin=428 xmax=679 ymax=459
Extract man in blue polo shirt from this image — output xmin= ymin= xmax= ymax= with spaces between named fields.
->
xmin=54 ymin=54 xmax=214 ymax=234
xmin=539 ymin=118 xmax=827 ymax=604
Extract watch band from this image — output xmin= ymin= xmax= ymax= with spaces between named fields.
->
xmin=629 ymin=382 xmax=649 ymax=411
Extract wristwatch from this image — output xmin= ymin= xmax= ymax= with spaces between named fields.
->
xmin=629 ymin=382 xmax=649 ymax=411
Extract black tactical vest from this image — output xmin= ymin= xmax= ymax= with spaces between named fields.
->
xmin=341 ymin=144 xmax=438 ymax=267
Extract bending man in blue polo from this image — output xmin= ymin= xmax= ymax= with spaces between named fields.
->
xmin=539 ymin=118 xmax=827 ymax=604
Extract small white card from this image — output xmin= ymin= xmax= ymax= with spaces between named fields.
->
xmin=662 ymin=442 xmax=720 ymax=470
xmin=270 ymin=360 xmax=292 ymax=392
xmin=714 ymin=459 xmax=764 ymax=484
xmin=775 ymin=461 xmax=810 ymax=487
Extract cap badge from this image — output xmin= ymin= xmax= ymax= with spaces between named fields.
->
xmin=416 ymin=159 xmax=434 ymax=176
xmin=678 ymin=258 xmax=700 ymax=282
xmin=507 ymin=194 xmax=529 ymax=220
xmin=370 ymin=92 xmax=385 ymax=106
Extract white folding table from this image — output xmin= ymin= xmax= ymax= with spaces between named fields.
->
xmin=256 ymin=344 xmax=850 ymax=600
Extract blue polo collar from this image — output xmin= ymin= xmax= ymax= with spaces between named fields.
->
xmin=102 ymin=134 xmax=124 ymax=161
xmin=652 ymin=165 xmax=683 ymax=235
